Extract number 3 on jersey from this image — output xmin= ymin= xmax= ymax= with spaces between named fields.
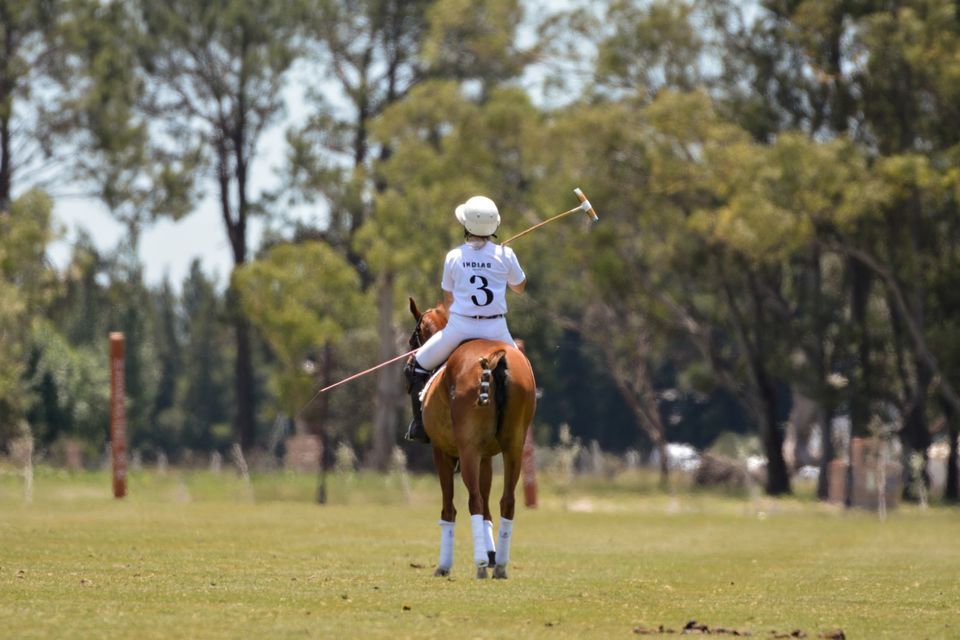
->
xmin=469 ymin=275 xmax=493 ymax=306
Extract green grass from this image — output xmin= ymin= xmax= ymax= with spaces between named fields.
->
xmin=1 ymin=464 xmax=959 ymax=639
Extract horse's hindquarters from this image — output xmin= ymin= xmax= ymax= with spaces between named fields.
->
xmin=422 ymin=372 xmax=458 ymax=457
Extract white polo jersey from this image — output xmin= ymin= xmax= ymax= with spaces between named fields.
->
xmin=441 ymin=242 xmax=525 ymax=317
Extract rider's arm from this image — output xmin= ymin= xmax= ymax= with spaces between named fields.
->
xmin=508 ymin=279 xmax=526 ymax=294
xmin=443 ymin=290 xmax=454 ymax=308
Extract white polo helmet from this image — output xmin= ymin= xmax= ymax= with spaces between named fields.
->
xmin=455 ymin=195 xmax=500 ymax=236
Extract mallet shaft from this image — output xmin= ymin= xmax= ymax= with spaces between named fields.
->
xmin=502 ymin=187 xmax=599 ymax=246
xmin=502 ymin=205 xmax=583 ymax=245
xmin=296 ymin=347 xmax=419 ymax=418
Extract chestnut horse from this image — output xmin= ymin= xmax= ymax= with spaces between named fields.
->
xmin=408 ymin=298 xmax=537 ymax=579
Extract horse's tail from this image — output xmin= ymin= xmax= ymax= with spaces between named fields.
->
xmin=478 ymin=349 xmax=509 ymax=435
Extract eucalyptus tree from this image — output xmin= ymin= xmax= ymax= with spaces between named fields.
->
xmin=421 ymin=0 xmax=533 ymax=98
xmin=290 ymin=0 xmax=434 ymax=469
xmin=288 ymin=0 xmax=433 ymax=264
xmin=600 ymin=90 xmax=805 ymax=494
xmin=125 ymin=0 xmax=303 ymax=451
xmin=750 ymin=1 xmax=960 ymax=498
xmin=531 ymin=79 xmax=863 ymax=495
xmin=0 ymin=0 xmax=76 ymax=210
xmin=847 ymin=3 xmax=960 ymax=499
xmin=694 ymin=0 xmax=960 ymax=500
xmin=536 ymin=2 xmax=800 ymax=489
xmin=511 ymin=95 xmax=670 ymax=483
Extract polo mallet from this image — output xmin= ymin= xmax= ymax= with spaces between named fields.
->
xmin=502 ymin=187 xmax=599 ymax=246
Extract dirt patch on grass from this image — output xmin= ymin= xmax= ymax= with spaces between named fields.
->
xmin=632 ymin=620 xmax=845 ymax=638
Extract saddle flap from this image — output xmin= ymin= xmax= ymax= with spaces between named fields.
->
xmin=419 ymin=364 xmax=447 ymax=403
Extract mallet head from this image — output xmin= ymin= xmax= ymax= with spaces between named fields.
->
xmin=573 ymin=187 xmax=599 ymax=222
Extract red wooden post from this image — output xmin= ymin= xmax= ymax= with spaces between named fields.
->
xmin=109 ymin=333 xmax=127 ymax=498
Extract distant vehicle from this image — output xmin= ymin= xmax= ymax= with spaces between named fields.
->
xmin=649 ymin=443 xmax=701 ymax=473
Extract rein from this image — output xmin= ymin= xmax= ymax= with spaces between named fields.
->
xmin=409 ymin=316 xmax=426 ymax=349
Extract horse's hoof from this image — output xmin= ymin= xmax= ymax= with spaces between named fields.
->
xmin=476 ymin=566 xmax=488 ymax=579
xmin=434 ymin=567 xmax=450 ymax=577
xmin=492 ymin=564 xmax=508 ymax=579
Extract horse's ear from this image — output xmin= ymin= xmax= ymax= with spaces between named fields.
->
xmin=409 ymin=297 xmax=422 ymax=321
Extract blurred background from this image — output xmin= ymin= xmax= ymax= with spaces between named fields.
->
xmin=2 ymin=0 xmax=959 ymax=505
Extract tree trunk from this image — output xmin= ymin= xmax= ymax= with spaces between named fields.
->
xmin=817 ymin=404 xmax=836 ymax=500
xmin=313 ymin=342 xmax=334 ymax=504
xmin=848 ymin=257 xmax=873 ymax=440
xmin=732 ymin=271 xmax=791 ymax=496
xmin=219 ymin=124 xmax=257 ymax=452
xmin=233 ymin=310 xmax=256 ymax=451
xmin=224 ymin=213 xmax=255 ymax=452
xmin=368 ymin=270 xmax=400 ymax=470
xmin=844 ymin=256 xmax=873 ymax=507
xmin=900 ymin=356 xmax=932 ymax=501
xmin=0 ymin=114 xmax=9 ymax=212
xmin=1 ymin=26 xmax=12 ymax=213
xmin=757 ymin=365 xmax=791 ymax=495
xmin=939 ymin=395 xmax=958 ymax=502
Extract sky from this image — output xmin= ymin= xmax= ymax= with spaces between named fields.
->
xmin=50 ymin=194 xmax=255 ymax=288
xmin=47 ymin=109 xmax=294 ymax=290
xmin=46 ymin=61 xmax=317 ymax=291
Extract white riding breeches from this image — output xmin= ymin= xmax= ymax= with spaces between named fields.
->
xmin=415 ymin=313 xmax=516 ymax=371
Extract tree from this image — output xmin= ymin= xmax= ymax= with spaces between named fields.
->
xmin=25 ymin=319 xmax=110 ymax=453
xmin=290 ymin=0 xmax=435 ymax=469
xmin=0 ymin=189 xmax=54 ymax=445
xmin=421 ymin=0 xmax=532 ymax=97
xmin=235 ymin=240 xmax=368 ymax=494
xmin=0 ymin=0 xmax=74 ymax=210
xmin=130 ymin=0 xmax=302 ymax=451
xmin=235 ymin=241 xmax=367 ymax=426
xmin=174 ymin=261 xmax=233 ymax=453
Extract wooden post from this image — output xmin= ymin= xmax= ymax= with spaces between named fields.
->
xmin=109 ymin=333 xmax=127 ymax=498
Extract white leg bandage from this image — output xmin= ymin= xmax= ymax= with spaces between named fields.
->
xmin=495 ymin=517 xmax=514 ymax=566
xmin=470 ymin=514 xmax=488 ymax=567
xmin=438 ymin=520 xmax=455 ymax=571
xmin=483 ymin=519 xmax=496 ymax=555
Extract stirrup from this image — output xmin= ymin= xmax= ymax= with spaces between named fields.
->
xmin=405 ymin=418 xmax=430 ymax=444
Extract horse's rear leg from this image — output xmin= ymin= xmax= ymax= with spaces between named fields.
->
xmin=493 ymin=452 xmax=523 ymax=579
xmin=458 ymin=452 xmax=490 ymax=578
xmin=433 ymin=448 xmax=457 ymax=577
xmin=480 ymin=456 xmax=496 ymax=568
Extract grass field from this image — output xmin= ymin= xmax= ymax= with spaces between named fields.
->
xmin=1 ymin=464 xmax=958 ymax=639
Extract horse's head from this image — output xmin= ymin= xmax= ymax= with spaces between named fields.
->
xmin=408 ymin=297 xmax=449 ymax=349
